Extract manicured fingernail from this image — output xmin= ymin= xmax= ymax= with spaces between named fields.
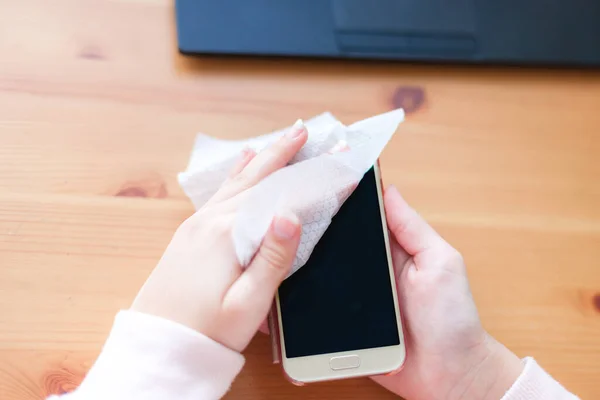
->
xmin=273 ymin=212 xmax=299 ymax=240
xmin=287 ymin=119 xmax=305 ymax=140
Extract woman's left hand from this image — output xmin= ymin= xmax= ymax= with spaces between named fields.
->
xmin=131 ymin=124 xmax=308 ymax=352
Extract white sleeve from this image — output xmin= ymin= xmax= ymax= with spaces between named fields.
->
xmin=502 ymin=358 xmax=579 ymax=400
xmin=48 ymin=310 xmax=245 ymax=400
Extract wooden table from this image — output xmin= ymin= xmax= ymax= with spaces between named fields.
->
xmin=1 ymin=1 xmax=599 ymax=399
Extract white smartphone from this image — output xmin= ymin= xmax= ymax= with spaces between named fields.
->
xmin=274 ymin=163 xmax=406 ymax=384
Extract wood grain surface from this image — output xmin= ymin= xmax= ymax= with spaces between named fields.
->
xmin=1 ymin=0 xmax=599 ymax=398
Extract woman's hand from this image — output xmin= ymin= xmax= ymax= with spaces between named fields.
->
xmin=131 ymin=124 xmax=308 ymax=352
xmin=374 ymin=186 xmax=523 ymax=400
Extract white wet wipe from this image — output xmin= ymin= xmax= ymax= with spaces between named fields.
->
xmin=178 ymin=109 xmax=404 ymax=276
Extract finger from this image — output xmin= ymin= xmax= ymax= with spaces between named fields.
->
xmin=384 ymin=185 xmax=445 ymax=257
xmin=390 ymin=238 xmax=411 ymax=278
xmin=214 ymin=120 xmax=308 ymax=201
xmin=259 ymin=319 xmax=269 ymax=335
xmin=242 ymin=120 xmax=307 ymax=181
xmin=221 ymin=212 xmax=301 ymax=351
xmin=228 ymin=147 xmax=257 ymax=178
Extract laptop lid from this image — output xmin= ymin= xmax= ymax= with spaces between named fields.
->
xmin=176 ymin=0 xmax=600 ymax=66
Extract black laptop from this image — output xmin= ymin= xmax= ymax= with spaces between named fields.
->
xmin=176 ymin=0 xmax=600 ymax=67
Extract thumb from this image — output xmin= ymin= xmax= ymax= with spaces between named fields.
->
xmin=384 ymin=185 xmax=445 ymax=257
xmin=221 ymin=212 xmax=301 ymax=351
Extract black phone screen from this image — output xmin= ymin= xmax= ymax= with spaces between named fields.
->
xmin=278 ymin=167 xmax=400 ymax=358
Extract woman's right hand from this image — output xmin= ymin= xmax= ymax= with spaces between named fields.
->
xmin=374 ymin=186 xmax=524 ymax=400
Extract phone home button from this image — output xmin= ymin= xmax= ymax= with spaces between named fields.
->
xmin=329 ymin=355 xmax=361 ymax=370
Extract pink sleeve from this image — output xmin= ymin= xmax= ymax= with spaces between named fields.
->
xmin=502 ymin=357 xmax=579 ymax=400
xmin=48 ymin=310 xmax=245 ymax=400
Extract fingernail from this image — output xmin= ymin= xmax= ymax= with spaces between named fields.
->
xmin=286 ymin=119 xmax=305 ymax=140
xmin=387 ymin=185 xmax=405 ymax=202
xmin=273 ymin=212 xmax=299 ymax=240
xmin=240 ymin=146 xmax=253 ymax=161
xmin=329 ymin=140 xmax=350 ymax=154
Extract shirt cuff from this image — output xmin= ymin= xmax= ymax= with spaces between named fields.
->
xmin=502 ymin=357 xmax=579 ymax=400
xmin=70 ymin=310 xmax=245 ymax=400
